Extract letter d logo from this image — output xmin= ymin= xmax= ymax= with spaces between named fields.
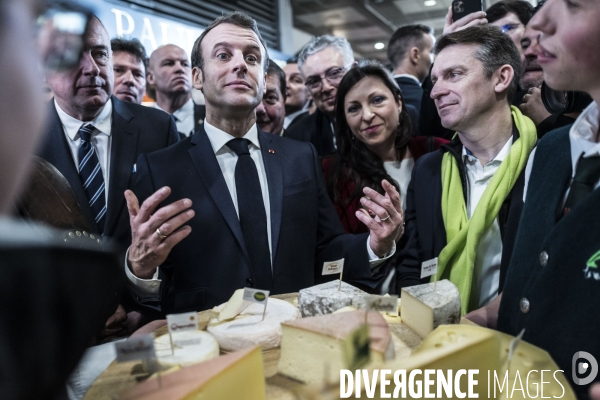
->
xmin=572 ymin=351 xmax=598 ymax=385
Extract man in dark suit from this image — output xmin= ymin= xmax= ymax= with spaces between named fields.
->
xmin=40 ymin=16 xmax=179 ymax=249
xmin=396 ymin=26 xmax=537 ymax=314
xmin=124 ymin=12 xmax=404 ymax=315
xmin=148 ymin=44 xmax=205 ymax=138
xmin=387 ymin=24 xmax=435 ymax=116
xmin=39 ymin=15 xmax=178 ymax=337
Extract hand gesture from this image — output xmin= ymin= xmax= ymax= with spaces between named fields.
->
xmin=355 ymin=180 xmax=404 ymax=258
xmin=125 ymin=187 xmax=194 ymax=279
xmin=443 ymin=7 xmax=487 ymax=36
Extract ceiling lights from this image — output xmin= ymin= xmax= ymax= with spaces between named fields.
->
xmin=374 ymin=42 xmax=385 ymax=50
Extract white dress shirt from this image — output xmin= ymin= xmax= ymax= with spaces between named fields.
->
xmin=462 ymin=136 xmax=513 ymax=307
xmin=126 ymin=120 xmax=393 ymax=298
xmin=155 ymin=98 xmax=195 ymax=137
xmin=524 ymin=102 xmax=600 ymax=203
xmin=54 ymin=99 xmax=113 ymax=204
xmin=383 ymin=157 xmax=415 ymax=211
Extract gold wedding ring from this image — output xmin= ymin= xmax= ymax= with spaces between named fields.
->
xmin=155 ymin=228 xmax=168 ymax=240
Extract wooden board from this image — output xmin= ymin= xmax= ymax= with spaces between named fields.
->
xmin=84 ymin=293 xmax=469 ymax=400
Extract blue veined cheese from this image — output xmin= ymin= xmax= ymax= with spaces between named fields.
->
xmin=298 ymin=280 xmax=370 ymax=317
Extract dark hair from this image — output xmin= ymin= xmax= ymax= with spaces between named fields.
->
xmin=486 ymin=0 xmax=534 ymax=25
xmin=267 ymin=60 xmax=286 ymax=100
xmin=387 ymin=24 xmax=432 ymax=68
xmin=533 ymin=0 xmax=546 ymax=14
xmin=110 ymin=38 xmax=148 ymax=72
xmin=329 ymin=60 xmax=412 ymax=208
xmin=285 ymin=56 xmax=298 ymax=64
xmin=435 ymin=25 xmax=521 ymax=102
xmin=191 ymin=11 xmax=269 ymax=74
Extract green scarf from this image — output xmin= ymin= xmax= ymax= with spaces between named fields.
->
xmin=437 ymin=106 xmax=537 ymax=314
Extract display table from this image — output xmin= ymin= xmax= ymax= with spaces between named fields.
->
xmin=84 ymin=293 xmax=473 ymax=400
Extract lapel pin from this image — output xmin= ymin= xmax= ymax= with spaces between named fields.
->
xmin=268 ymin=149 xmax=275 ymax=154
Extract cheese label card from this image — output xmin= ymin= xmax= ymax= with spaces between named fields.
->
xmin=115 ymin=334 xmax=155 ymax=362
xmin=508 ymin=328 xmax=526 ymax=362
xmin=243 ymin=288 xmax=270 ymax=304
xmin=167 ymin=312 xmax=198 ymax=334
xmin=342 ymin=323 xmax=371 ymax=371
xmin=366 ymin=295 xmax=399 ymax=316
xmin=322 ymin=258 xmax=345 ymax=275
xmin=421 ymin=257 xmax=438 ymax=279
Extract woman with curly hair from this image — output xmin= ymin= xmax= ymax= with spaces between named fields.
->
xmin=323 ymin=61 xmax=447 ymax=234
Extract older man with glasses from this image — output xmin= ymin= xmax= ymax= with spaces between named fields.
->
xmin=285 ymin=35 xmax=355 ymax=157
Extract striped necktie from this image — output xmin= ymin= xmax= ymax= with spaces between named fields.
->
xmin=77 ymin=124 xmax=106 ymax=233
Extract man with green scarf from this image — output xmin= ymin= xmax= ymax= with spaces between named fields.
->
xmin=396 ymin=25 xmax=537 ymax=314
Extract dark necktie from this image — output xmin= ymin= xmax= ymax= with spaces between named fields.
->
xmin=77 ymin=124 xmax=106 ymax=233
xmin=227 ymin=138 xmax=273 ymax=291
xmin=563 ymin=154 xmax=600 ymax=215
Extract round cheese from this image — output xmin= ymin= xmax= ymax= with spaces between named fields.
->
xmin=207 ymin=298 xmax=300 ymax=351
xmin=154 ymin=330 xmax=219 ymax=368
xmin=298 ymin=280 xmax=369 ymax=317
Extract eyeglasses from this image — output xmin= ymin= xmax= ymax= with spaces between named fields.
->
xmin=304 ymin=63 xmax=353 ymax=92
xmin=501 ymin=23 xmax=521 ymax=34
xmin=36 ymin=1 xmax=93 ymax=71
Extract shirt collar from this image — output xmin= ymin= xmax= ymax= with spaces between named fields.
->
xmin=203 ymin=119 xmax=260 ymax=155
xmin=154 ymin=98 xmax=194 ymax=119
xmin=393 ymin=74 xmax=421 ymax=86
xmin=462 ymin=135 xmax=513 ymax=165
xmin=54 ymin=98 xmax=112 ymax=140
xmin=569 ymin=101 xmax=600 ymax=171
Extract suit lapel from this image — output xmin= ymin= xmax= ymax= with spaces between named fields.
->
xmin=105 ymin=97 xmax=139 ymax=236
xmin=43 ymin=104 xmax=97 ymax=231
xmin=259 ymin=130 xmax=283 ymax=262
xmin=188 ymin=127 xmax=250 ymax=260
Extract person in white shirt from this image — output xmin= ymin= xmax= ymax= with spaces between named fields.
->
xmin=148 ymin=44 xmax=204 ymax=137
xmin=388 ymin=24 xmax=435 ymax=114
xmin=396 ymin=25 xmax=537 ymax=314
xmin=122 ymin=11 xmax=405 ymax=315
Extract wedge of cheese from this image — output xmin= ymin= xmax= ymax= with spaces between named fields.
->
xmin=400 ymin=279 xmax=460 ymax=339
xmin=297 ymin=280 xmax=370 ymax=317
xmin=278 ymin=310 xmax=394 ymax=384
xmin=120 ymin=346 xmax=266 ymax=400
xmin=363 ymin=325 xmax=576 ymax=399
xmin=207 ymin=298 xmax=299 ymax=351
xmin=154 ymin=331 xmax=219 ymax=368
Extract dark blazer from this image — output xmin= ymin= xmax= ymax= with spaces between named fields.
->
xmin=498 ymin=126 xmax=599 ymax=396
xmin=396 ymin=128 xmax=527 ymax=294
xmin=37 ymin=96 xmax=179 ymax=248
xmin=285 ymin=108 xmax=336 ymax=157
xmin=394 ymin=76 xmax=424 ymax=114
xmin=130 ymin=126 xmax=386 ymax=315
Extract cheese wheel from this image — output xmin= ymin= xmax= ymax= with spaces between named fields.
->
xmin=154 ymin=330 xmax=219 ymax=368
xmin=298 ymin=280 xmax=370 ymax=317
xmin=207 ymin=298 xmax=300 ymax=351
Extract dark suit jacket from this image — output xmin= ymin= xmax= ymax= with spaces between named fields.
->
xmin=130 ymin=126 xmax=385 ymax=315
xmin=285 ymin=109 xmax=335 ymax=157
xmin=396 ymin=129 xmax=526 ymax=294
xmin=394 ymin=76 xmax=424 ymax=115
xmin=37 ymin=96 xmax=179 ymax=248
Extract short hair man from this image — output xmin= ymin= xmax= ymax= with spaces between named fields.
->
xmin=487 ymin=0 xmax=534 ymax=52
xmin=147 ymin=44 xmax=205 ymax=138
xmin=256 ymin=60 xmax=286 ymax=136
xmin=387 ymin=24 xmax=435 ymax=114
xmin=110 ymin=38 xmax=147 ymax=104
xmin=397 ymin=25 xmax=537 ymax=314
xmin=40 ymin=16 xmax=178 ymax=244
xmin=282 ymin=58 xmax=310 ymax=130
xmin=284 ymin=35 xmax=354 ymax=157
xmin=123 ymin=12 xmax=403 ymax=315
xmin=467 ymin=0 xmax=600 ymax=394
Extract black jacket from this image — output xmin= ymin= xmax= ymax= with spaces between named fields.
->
xmin=396 ymin=127 xmax=526 ymax=296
